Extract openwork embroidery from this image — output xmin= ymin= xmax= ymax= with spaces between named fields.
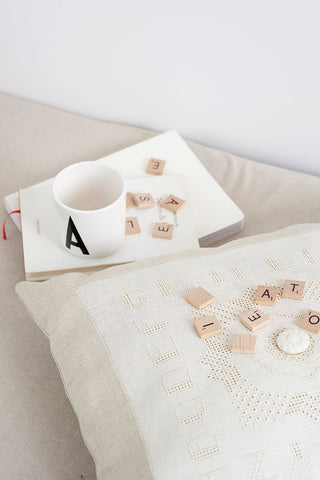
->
xmin=286 ymin=393 xmax=320 ymax=422
xmin=146 ymin=336 xmax=180 ymax=365
xmin=176 ymin=399 xmax=207 ymax=425
xmin=264 ymin=257 xmax=297 ymax=272
xmin=301 ymin=248 xmax=317 ymax=265
xmin=121 ymin=289 xmax=150 ymax=309
xmin=290 ymin=439 xmax=320 ymax=476
xmin=304 ymin=280 xmax=320 ymax=301
xmin=134 ymin=319 xmax=169 ymax=336
xmin=227 ymin=287 xmax=257 ymax=312
xmin=200 ymin=449 xmax=268 ymax=480
xmin=162 ymin=369 xmax=195 ymax=395
xmin=157 ymin=277 xmax=188 ymax=298
xmin=201 ymin=336 xmax=320 ymax=427
xmin=265 ymin=257 xmax=281 ymax=272
xmin=188 ymin=432 xmax=219 ymax=461
xmin=230 ymin=264 xmax=259 ymax=282
xmin=208 ymin=269 xmax=223 ymax=285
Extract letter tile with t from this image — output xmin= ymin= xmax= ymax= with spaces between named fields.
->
xmin=282 ymin=279 xmax=306 ymax=300
xmin=255 ymin=285 xmax=278 ymax=306
xmin=240 ymin=308 xmax=270 ymax=332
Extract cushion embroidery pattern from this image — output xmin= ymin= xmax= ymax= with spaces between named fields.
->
xmin=77 ymin=230 xmax=320 ymax=479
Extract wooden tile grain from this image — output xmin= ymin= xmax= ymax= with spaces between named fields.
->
xmin=185 ymin=287 xmax=215 ymax=310
xmin=231 ymin=334 xmax=257 ymax=354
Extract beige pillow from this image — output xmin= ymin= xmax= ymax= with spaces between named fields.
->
xmin=16 ymin=224 xmax=320 ymax=480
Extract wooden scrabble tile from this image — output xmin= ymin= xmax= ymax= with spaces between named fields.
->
xmin=126 ymin=192 xmax=135 ymax=211
xmin=125 ymin=217 xmax=141 ymax=235
xmin=185 ymin=287 xmax=215 ymax=310
xmin=161 ymin=194 xmax=186 ymax=214
xmin=300 ymin=310 xmax=320 ymax=334
xmin=152 ymin=222 xmax=175 ymax=240
xmin=240 ymin=308 xmax=270 ymax=332
xmin=255 ymin=285 xmax=278 ymax=306
xmin=146 ymin=158 xmax=166 ymax=175
xmin=282 ymin=279 xmax=306 ymax=300
xmin=231 ymin=334 xmax=257 ymax=354
xmin=133 ymin=193 xmax=156 ymax=208
xmin=194 ymin=315 xmax=223 ymax=339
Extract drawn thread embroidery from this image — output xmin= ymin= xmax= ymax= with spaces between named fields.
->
xmin=188 ymin=432 xmax=219 ymax=461
xmin=290 ymin=439 xmax=320 ymax=476
xmin=304 ymin=280 xmax=320 ymax=301
xmin=230 ymin=264 xmax=259 ymax=282
xmin=200 ymin=449 xmax=268 ymax=480
xmin=201 ymin=336 xmax=320 ymax=427
xmin=227 ymin=287 xmax=257 ymax=312
xmin=146 ymin=336 xmax=180 ymax=365
xmin=134 ymin=318 xmax=169 ymax=336
xmin=208 ymin=269 xmax=223 ymax=285
xmin=176 ymin=398 xmax=207 ymax=425
xmin=162 ymin=368 xmax=194 ymax=395
xmin=286 ymin=393 xmax=320 ymax=421
xmin=121 ymin=290 xmax=150 ymax=309
xmin=265 ymin=257 xmax=281 ymax=272
xmin=301 ymin=248 xmax=317 ymax=265
xmin=241 ymin=450 xmax=266 ymax=480
xmin=157 ymin=278 xmax=188 ymax=298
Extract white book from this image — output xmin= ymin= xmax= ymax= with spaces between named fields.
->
xmin=20 ymin=175 xmax=199 ymax=281
xmin=4 ymin=130 xmax=244 ymax=245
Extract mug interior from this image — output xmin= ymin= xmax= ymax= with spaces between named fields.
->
xmin=54 ymin=163 xmax=125 ymax=211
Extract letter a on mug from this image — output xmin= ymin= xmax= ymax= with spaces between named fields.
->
xmin=65 ymin=216 xmax=90 ymax=255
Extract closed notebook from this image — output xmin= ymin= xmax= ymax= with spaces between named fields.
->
xmin=5 ymin=130 xmax=244 ymax=245
xmin=19 ymin=174 xmax=199 ymax=281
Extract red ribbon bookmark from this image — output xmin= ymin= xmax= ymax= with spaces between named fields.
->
xmin=2 ymin=210 xmax=21 ymax=240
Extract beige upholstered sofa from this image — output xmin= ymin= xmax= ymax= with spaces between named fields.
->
xmin=1 ymin=92 xmax=319 ymax=479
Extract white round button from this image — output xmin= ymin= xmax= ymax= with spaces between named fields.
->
xmin=276 ymin=328 xmax=310 ymax=354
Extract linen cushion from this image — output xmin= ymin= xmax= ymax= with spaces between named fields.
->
xmin=16 ymin=223 xmax=320 ymax=479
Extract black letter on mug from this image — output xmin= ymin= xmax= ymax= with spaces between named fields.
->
xmin=65 ymin=216 xmax=89 ymax=255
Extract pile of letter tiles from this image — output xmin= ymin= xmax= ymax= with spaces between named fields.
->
xmin=185 ymin=281 xmax=320 ymax=354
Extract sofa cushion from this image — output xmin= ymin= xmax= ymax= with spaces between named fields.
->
xmin=16 ymin=223 xmax=320 ymax=479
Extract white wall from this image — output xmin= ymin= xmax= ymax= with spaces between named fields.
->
xmin=0 ymin=0 xmax=319 ymax=175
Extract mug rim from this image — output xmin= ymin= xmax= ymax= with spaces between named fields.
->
xmin=52 ymin=161 xmax=126 ymax=214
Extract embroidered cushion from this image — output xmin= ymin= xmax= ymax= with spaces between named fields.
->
xmin=16 ymin=224 xmax=320 ymax=479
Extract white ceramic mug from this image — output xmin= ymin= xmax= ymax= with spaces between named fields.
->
xmin=52 ymin=161 xmax=126 ymax=258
